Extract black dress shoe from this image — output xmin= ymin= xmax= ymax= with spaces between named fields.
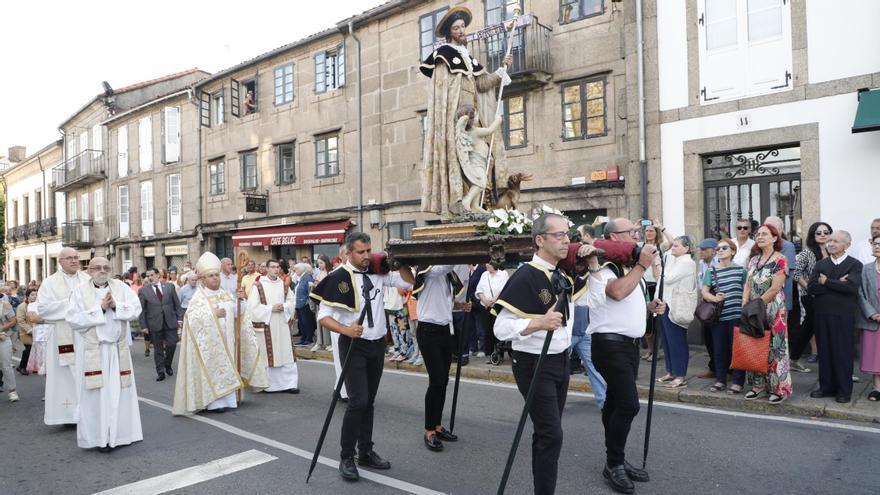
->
xmin=165 ymin=368 xmax=174 ymax=376
xmin=98 ymin=446 xmax=113 ymax=453
xmin=208 ymin=407 xmax=228 ymax=413
xmin=424 ymin=433 xmax=444 ymax=452
xmin=357 ymin=450 xmax=391 ymax=469
xmin=435 ymin=427 xmax=458 ymax=442
xmin=339 ymin=457 xmax=359 ymax=481
xmin=810 ymin=390 xmax=833 ymax=399
xmin=623 ymin=460 xmax=650 ymax=482
xmin=156 ymin=373 xmax=166 ymax=382
xmin=287 ymin=388 xmax=300 ymax=394
xmin=603 ymin=464 xmax=635 ymax=494
xmin=836 ymin=396 xmax=851 ymax=403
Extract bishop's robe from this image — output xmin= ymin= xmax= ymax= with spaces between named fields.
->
xmin=420 ymin=43 xmax=507 ymax=217
xmin=246 ymin=277 xmax=298 ymax=392
xmin=172 ymin=286 xmax=267 ymax=415
xmin=66 ymin=279 xmax=143 ymax=449
xmin=36 ymin=269 xmax=90 ymax=425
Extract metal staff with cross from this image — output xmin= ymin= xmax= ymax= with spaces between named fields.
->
xmin=479 ymin=7 xmax=521 ymax=208
xmin=306 ymin=279 xmax=379 ymax=484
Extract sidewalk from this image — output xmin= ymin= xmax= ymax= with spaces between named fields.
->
xmin=295 ymin=345 xmax=880 ymax=425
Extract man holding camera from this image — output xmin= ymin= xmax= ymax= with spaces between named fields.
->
xmin=586 ymin=218 xmax=666 ymax=494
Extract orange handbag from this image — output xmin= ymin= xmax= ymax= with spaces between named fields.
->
xmin=730 ymin=326 xmax=771 ymax=373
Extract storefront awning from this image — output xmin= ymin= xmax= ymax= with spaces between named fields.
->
xmin=852 ymin=88 xmax=880 ymax=133
xmin=232 ymin=220 xmax=351 ymax=247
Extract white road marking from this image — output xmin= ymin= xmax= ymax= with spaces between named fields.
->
xmin=93 ymin=449 xmax=276 ymax=495
xmin=301 ymin=359 xmax=880 ymax=435
xmin=138 ymin=397 xmax=446 ymax=495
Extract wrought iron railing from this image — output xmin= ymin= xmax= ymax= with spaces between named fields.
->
xmin=39 ymin=217 xmax=57 ymax=236
xmin=6 ymin=227 xmax=15 ymax=242
xmin=468 ymin=15 xmax=552 ymax=77
xmin=53 ymin=149 xmax=106 ymax=188
xmin=62 ymin=220 xmax=93 ymax=246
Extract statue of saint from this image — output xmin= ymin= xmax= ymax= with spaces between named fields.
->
xmin=420 ymin=6 xmax=511 ymax=220
xmin=455 ymin=104 xmax=502 ymax=214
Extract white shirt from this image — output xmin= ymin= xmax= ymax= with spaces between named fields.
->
xmin=493 ymin=255 xmax=574 ymax=355
xmin=415 ymin=266 xmax=454 ymax=325
xmin=830 ymin=253 xmax=849 ymax=266
xmin=475 ymin=270 xmax=509 ymax=307
xmin=220 ymin=272 xmax=237 ymax=297
xmin=316 ymin=262 xmax=412 ymax=341
xmin=586 ymin=266 xmax=648 ymax=339
xmin=733 ymin=238 xmax=755 ymax=266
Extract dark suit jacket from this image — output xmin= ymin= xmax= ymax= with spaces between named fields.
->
xmin=138 ymin=282 xmax=184 ymax=333
xmin=808 ymin=256 xmax=862 ymax=317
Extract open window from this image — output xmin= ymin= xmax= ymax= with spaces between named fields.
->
xmin=243 ymin=78 xmax=258 ymax=115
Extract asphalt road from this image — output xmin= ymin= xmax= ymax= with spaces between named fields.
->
xmin=2 ymin=349 xmax=879 ymax=494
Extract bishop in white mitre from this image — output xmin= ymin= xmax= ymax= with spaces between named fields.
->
xmin=66 ymin=257 xmax=143 ymax=451
xmin=173 ymin=253 xmax=267 ymax=415
xmin=246 ymin=259 xmax=299 ymax=393
xmin=36 ymin=247 xmax=90 ymax=425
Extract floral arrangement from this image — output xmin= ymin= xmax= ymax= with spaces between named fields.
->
xmin=485 ymin=204 xmax=573 ymax=235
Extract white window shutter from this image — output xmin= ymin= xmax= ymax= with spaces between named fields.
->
xmin=81 ymin=192 xmax=89 ymax=221
xmin=79 ymin=132 xmax=89 ymax=157
xmin=94 ymin=189 xmax=103 ymax=221
xmin=139 ymin=117 xmax=153 ymax=171
xmin=92 ymin=124 xmax=103 ymax=158
xmin=117 ymin=126 xmax=128 ymax=178
xmin=337 ymin=42 xmax=345 ymax=87
xmin=745 ymin=0 xmax=792 ymax=95
xmin=164 ymin=107 xmax=180 ymax=163
xmin=698 ymin=0 xmax=746 ymax=103
xmin=315 ymin=52 xmax=326 ymax=93
xmin=69 ymin=197 xmax=77 ymax=221
xmin=118 ymin=186 xmax=129 ymax=238
xmin=141 ymin=181 xmax=154 ymax=236
xmin=168 ymin=174 xmax=182 ymax=232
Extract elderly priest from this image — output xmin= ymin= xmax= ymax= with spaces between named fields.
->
xmin=66 ymin=257 xmax=143 ymax=451
xmin=173 ymin=252 xmax=267 ymax=415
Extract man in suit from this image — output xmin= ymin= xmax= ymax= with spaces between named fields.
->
xmin=139 ymin=267 xmax=184 ymax=381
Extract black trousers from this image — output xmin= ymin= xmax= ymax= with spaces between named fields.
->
xmin=814 ymin=313 xmax=854 ymax=398
xmin=592 ymin=335 xmax=641 ymax=467
xmin=417 ymin=321 xmax=453 ymax=430
xmin=451 ymin=312 xmax=468 ymax=357
xmin=18 ymin=344 xmax=32 ymax=371
xmin=790 ymin=295 xmax=815 ymax=361
xmin=477 ymin=310 xmax=497 ymax=355
xmin=297 ymin=304 xmax=317 ymax=344
xmin=338 ymin=335 xmax=385 ymax=459
xmin=701 ymin=322 xmax=715 ymax=372
xmin=511 ymin=350 xmax=569 ymax=495
xmin=152 ymin=324 xmax=177 ymax=374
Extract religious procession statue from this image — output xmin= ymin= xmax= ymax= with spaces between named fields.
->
xmin=420 ymin=6 xmax=513 ymax=220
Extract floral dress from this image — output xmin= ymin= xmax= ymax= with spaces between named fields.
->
xmin=746 ymin=255 xmax=793 ymax=398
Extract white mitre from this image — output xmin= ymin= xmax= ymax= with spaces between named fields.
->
xmin=196 ymin=252 xmax=221 ymax=275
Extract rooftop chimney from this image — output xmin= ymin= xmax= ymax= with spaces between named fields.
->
xmin=8 ymin=146 xmax=26 ymax=163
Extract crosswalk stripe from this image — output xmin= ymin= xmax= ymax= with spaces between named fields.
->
xmin=93 ymin=449 xmax=276 ymax=495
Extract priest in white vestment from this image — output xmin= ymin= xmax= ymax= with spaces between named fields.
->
xmin=66 ymin=257 xmax=143 ymax=451
xmin=36 ymin=247 xmax=90 ymax=425
xmin=173 ymin=253 xmax=267 ymax=415
xmin=246 ymin=259 xmax=299 ymax=393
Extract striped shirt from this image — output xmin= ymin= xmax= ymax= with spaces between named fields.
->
xmin=702 ymin=265 xmax=747 ymax=322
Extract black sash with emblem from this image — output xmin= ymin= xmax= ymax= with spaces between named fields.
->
xmin=310 ymin=267 xmax=359 ymax=313
xmin=492 ymin=263 xmax=574 ymax=324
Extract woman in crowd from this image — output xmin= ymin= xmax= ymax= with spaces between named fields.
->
xmin=387 ymin=287 xmax=413 ymax=362
xmin=475 ymin=261 xmax=509 ymax=360
xmin=293 ymin=263 xmax=316 ymax=347
xmin=743 ymin=224 xmax=792 ymax=404
xmin=701 ymin=238 xmax=747 ymax=393
xmin=641 ymin=220 xmax=668 ymax=362
xmin=311 ymin=255 xmax=333 ymax=352
xmin=657 ymin=236 xmax=697 ymax=389
xmin=14 ymin=288 xmax=36 ymax=375
xmin=25 ymin=289 xmax=50 ymax=376
xmin=791 ymin=222 xmax=832 ymax=372
xmin=858 ymin=234 xmax=880 ymax=402
xmin=405 ymin=285 xmax=423 ymax=366
xmin=0 ymin=296 xmax=19 ymax=402
xmin=129 ymin=274 xmax=150 ymax=356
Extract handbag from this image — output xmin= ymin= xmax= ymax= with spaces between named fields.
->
xmin=730 ymin=326 xmax=771 ymax=373
xmin=695 ymin=266 xmax=723 ymax=325
xmin=666 ymin=256 xmax=699 ymax=327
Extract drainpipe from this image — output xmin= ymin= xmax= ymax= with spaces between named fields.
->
xmin=37 ymin=155 xmax=48 ymax=280
xmin=348 ymin=20 xmax=364 ymax=230
xmin=636 ymin=0 xmax=648 ymax=220
xmin=192 ymin=88 xmax=204 ymax=246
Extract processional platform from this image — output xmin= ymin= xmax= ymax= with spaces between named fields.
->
xmin=386 ymin=221 xmax=533 ymax=267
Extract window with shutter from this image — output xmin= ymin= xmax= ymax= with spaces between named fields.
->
xmin=138 ymin=117 xmax=153 ymax=171
xmin=141 ymin=181 xmax=154 ymax=236
xmin=698 ymin=0 xmax=791 ymax=104
xmin=240 ymin=152 xmax=258 ymax=190
xmin=274 ymin=63 xmax=294 ymax=105
xmin=164 ymin=107 xmax=180 ymax=163
xmin=92 ymin=124 xmax=103 ymax=159
xmin=315 ymin=52 xmax=326 ymax=93
xmin=117 ymin=126 xmax=128 ymax=178
xmin=199 ymin=91 xmax=211 ymax=127
xmin=118 ymin=186 xmax=129 ymax=238
xmin=276 ymin=143 xmax=296 ymax=185
xmin=81 ymin=192 xmax=89 ymax=222
xmin=230 ymin=79 xmax=241 ymax=118
xmin=94 ymin=189 xmax=103 ymax=222
xmin=209 ymin=160 xmax=226 ymax=195
xmin=79 ymin=132 xmax=89 ymax=163
xmin=168 ymin=174 xmax=182 ymax=232
xmin=337 ymin=42 xmax=345 ymax=87
xmin=419 ymin=8 xmax=448 ymax=61
xmin=213 ymin=93 xmax=225 ymax=125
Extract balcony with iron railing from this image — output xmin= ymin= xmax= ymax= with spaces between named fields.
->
xmin=468 ymin=14 xmax=552 ymax=91
xmin=62 ymin=220 xmax=94 ymax=247
xmin=39 ymin=217 xmax=58 ymax=236
xmin=14 ymin=225 xmax=28 ymax=241
xmin=5 ymin=227 xmax=15 ymax=242
xmin=53 ymin=149 xmax=107 ymax=192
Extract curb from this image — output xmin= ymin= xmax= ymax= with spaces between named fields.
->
xmin=295 ymin=349 xmax=880 ymax=425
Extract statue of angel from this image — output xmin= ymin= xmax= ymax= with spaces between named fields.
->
xmin=455 ymin=104 xmax=502 ymax=214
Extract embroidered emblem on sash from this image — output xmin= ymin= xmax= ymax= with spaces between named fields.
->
xmin=538 ymin=289 xmax=552 ymax=305
xmin=338 ymin=281 xmax=351 ymax=294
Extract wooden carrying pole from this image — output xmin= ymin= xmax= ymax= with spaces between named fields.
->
xmin=479 ymin=8 xmax=521 ymax=208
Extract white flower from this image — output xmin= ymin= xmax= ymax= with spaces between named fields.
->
xmin=541 ymin=204 xmax=555 ymax=214
xmin=493 ymin=209 xmax=509 ymax=222
xmin=510 ymin=222 xmax=524 ymax=234
xmin=487 ymin=217 xmax=503 ymax=229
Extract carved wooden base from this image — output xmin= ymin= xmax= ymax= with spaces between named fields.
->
xmin=387 ymin=232 xmax=533 ymax=267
